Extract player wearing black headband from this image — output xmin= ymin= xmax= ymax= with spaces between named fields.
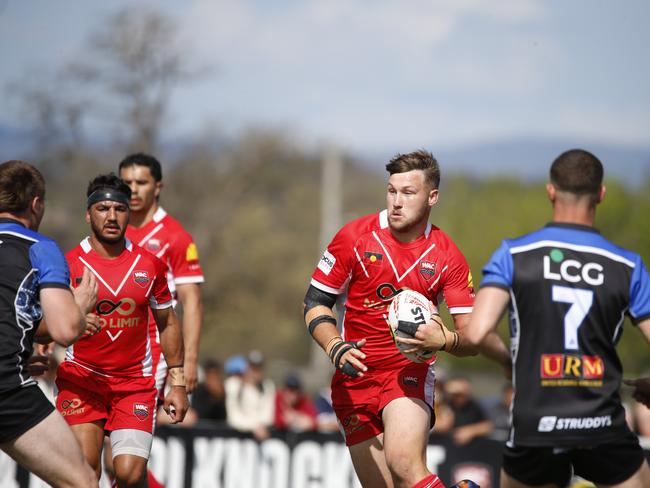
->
xmin=51 ymin=173 xmax=189 ymax=487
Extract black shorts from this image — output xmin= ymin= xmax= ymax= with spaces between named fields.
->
xmin=502 ymin=430 xmax=646 ymax=486
xmin=0 ymin=385 xmax=55 ymax=444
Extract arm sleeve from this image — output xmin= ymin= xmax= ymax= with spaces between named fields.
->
xmin=310 ymin=224 xmax=358 ymax=295
xmin=629 ymin=256 xmax=650 ymax=324
xmin=150 ymin=256 xmax=174 ymax=309
xmin=481 ymin=241 xmax=513 ymax=290
xmin=30 ymin=239 xmax=70 ymax=289
xmin=440 ymin=239 xmax=475 ymax=314
xmin=168 ymin=229 xmax=204 ymax=285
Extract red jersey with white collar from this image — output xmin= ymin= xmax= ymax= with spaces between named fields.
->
xmin=65 ymin=238 xmax=173 ymax=378
xmin=310 ymin=210 xmax=475 ymax=370
xmin=125 ymin=207 xmax=204 ymax=294
xmin=125 ymin=207 xmax=203 ymax=370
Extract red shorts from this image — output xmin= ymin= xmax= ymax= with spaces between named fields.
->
xmin=331 ymin=363 xmax=436 ymax=446
xmin=55 ymin=361 xmax=157 ymax=433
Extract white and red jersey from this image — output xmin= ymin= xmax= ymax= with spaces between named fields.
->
xmin=310 ymin=210 xmax=475 ymax=371
xmin=125 ymin=207 xmax=204 ymax=295
xmin=125 ymin=207 xmax=204 ymax=377
xmin=65 ymin=238 xmax=173 ymax=378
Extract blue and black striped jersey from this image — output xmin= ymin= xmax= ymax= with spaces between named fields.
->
xmin=0 ymin=218 xmax=70 ymax=393
xmin=482 ymin=222 xmax=650 ymax=446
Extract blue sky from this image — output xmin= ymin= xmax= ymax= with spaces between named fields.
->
xmin=1 ymin=0 xmax=649 ymax=156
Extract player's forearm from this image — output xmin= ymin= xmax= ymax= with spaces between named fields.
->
xmin=181 ymin=300 xmax=203 ymax=364
xmin=177 ymin=284 xmax=203 ymax=363
xmin=304 ymin=305 xmax=341 ymax=356
xmin=159 ymin=310 xmax=184 ymax=367
xmin=478 ymin=331 xmax=511 ymax=369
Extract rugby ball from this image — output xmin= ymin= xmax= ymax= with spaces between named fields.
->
xmin=387 ymin=290 xmax=437 ymax=363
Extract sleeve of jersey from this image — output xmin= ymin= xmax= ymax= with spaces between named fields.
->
xmin=168 ymin=229 xmax=204 ymax=286
xmin=30 ymin=239 xmax=71 ymax=289
xmin=481 ymin=241 xmax=513 ymax=291
xmin=441 ymin=240 xmax=475 ymax=315
xmin=150 ymin=256 xmax=174 ymax=310
xmin=310 ymin=224 xmax=357 ymax=295
xmin=628 ymin=256 xmax=650 ymax=323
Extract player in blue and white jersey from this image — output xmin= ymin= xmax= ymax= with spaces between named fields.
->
xmin=0 ymin=160 xmax=98 ymax=487
xmin=464 ymin=149 xmax=650 ymax=487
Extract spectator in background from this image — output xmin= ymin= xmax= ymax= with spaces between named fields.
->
xmin=225 ymin=350 xmax=275 ymax=441
xmin=274 ymin=373 xmax=318 ymax=432
xmin=437 ymin=377 xmax=493 ymax=446
xmin=485 ymin=382 xmax=513 ymax=440
xmin=192 ymin=359 xmax=227 ymax=424
xmin=313 ymin=387 xmax=340 ymax=433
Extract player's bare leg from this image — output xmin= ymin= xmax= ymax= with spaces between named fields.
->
xmin=348 ymin=433 xmax=393 ymax=488
xmin=1 ymin=410 xmax=98 ymax=488
xmin=113 ymin=454 xmax=148 ymax=487
xmin=71 ymin=421 xmax=107 ymax=481
xmin=383 ymin=397 xmax=437 ymax=488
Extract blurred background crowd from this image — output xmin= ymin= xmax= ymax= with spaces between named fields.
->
xmin=34 ymin=347 xmax=650 ymax=443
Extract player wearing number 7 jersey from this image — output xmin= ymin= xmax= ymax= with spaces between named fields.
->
xmin=464 ymin=149 xmax=650 ymax=488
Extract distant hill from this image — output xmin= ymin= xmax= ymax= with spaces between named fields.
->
xmin=2 ymin=124 xmax=648 ymax=187
xmin=360 ymin=137 xmax=650 ymax=187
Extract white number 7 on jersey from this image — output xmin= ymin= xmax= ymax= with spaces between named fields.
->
xmin=552 ymin=285 xmax=594 ymax=350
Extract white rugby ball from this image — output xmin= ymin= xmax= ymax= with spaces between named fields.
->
xmin=387 ymin=289 xmax=437 ymax=363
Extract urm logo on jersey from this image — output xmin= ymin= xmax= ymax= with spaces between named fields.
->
xmin=540 ymin=354 xmax=604 ymax=387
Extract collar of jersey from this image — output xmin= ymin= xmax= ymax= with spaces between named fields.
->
xmin=545 ymin=222 xmax=600 ymax=234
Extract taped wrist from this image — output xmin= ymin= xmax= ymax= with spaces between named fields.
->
xmin=168 ymin=365 xmax=186 ymax=387
xmin=308 ymin=315 xmax=337 ymax=335
xmin=328 ymin=340 xmax=361 ymax=378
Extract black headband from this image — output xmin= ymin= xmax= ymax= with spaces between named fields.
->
xmin=86 ymin=189 xmax=130 ymax=208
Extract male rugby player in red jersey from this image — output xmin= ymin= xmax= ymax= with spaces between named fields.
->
xmin=304 ymin=150 xmax=503 ymax=488
xmin=119 ymin=153 xmax=204 ymax=396
xmin=56 ymin=174 xmax=188 ymax=488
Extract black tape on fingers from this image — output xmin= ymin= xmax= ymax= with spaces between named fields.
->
xmin=397 ymin=320 xmax=419 ymax=336
xmin=341 ymin=362 xmax=360 ymax=378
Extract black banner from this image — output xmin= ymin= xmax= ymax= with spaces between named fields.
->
xmin=3 ymin=427 xmax=650 ymax=487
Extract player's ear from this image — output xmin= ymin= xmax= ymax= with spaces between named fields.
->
xmin=85 ymin=210 xmax=91 ymax=224
xmin=597 ymin=184 xmax=606 ymax=204
xmin=546 ymin=183 xmax=556 ymax=202
xmin=154 ymin=180 xmax=162 ymax=200
xmin=428 ymin=188 xmax=439 ymax=206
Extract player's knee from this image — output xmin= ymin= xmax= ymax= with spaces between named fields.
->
xmin=114 ymin=460 xmax=147 ymax=487
xmin=384 ymin=449 xmax=417 ymax=483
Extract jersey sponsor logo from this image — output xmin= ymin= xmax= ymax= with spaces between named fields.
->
xmin=363 ymin=282 xmax=406 ymax=310
xmin=133 ymin=270 xmax=150 ymax=288
xmin=186 ymin=243 xmax=199 ymax=262
xmin=341 ymin=414 xmax=366 ymax=437
xmin=419 ymin=260 xmax=436 ymax=280
xmin=363 ymin=251 xmax=383 ymax=267
xmin=543 ymin=250 xmax=604 ymax=286
xmin=133 ymin=402 xmax=150 ymax=421
xmin=540 ymin=354 xmax=604 ymax=386
xmin=96 ymin=298 xmax=144 ymax=330
xmin=146 ymin=239 xmax=162 ymax=252
xmin=317 ymin=249 xmax=336 ymax=276
xmin=537 ymin=415 xmax=612 ymax=432
xmin=60 ymin=398 xmax=85 ymax=416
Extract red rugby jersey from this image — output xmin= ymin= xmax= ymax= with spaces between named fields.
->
xmin=310 ymin=210 xmax=475 ymax=370
xmin=125 ymin=207 xmax=204 ymax=353
xmin=65 ymin=238 xmax=173 ymax=377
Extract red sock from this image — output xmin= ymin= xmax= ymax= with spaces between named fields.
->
xmin=412 ymin=474 xmax=445 ymax=488
xmin=147 ymin=469 xmax=165 ymax=488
